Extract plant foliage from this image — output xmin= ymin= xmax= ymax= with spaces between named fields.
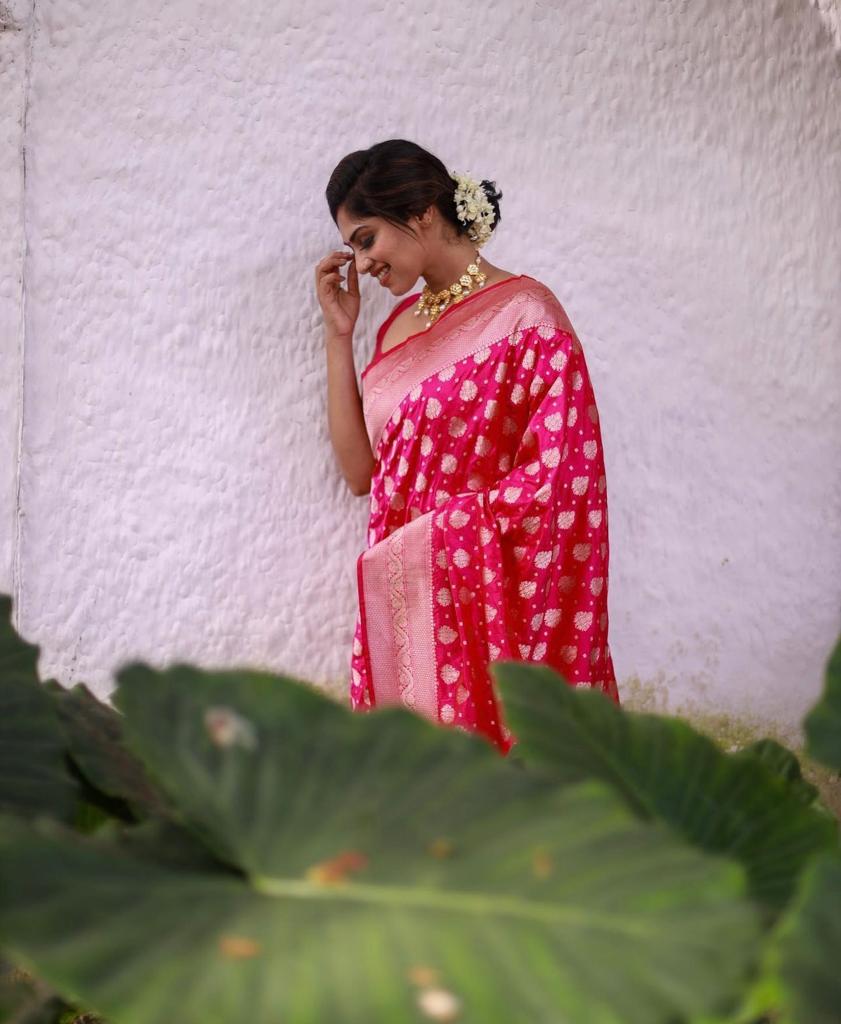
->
xmin=493 ymin=663 xmax=838 ymax=915
xmin=0 ymin=593 xmax=839 ymax=1024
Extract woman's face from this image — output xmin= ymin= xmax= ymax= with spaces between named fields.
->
xmin=335 ymin=206 xmax=424 ymax=295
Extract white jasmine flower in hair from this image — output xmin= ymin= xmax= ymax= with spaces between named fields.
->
xmin=450 ymin=169 xmax=497 ymax=248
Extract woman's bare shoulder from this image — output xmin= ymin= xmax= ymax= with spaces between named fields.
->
xmin=380 ymin=296 xmax=423 ymax=354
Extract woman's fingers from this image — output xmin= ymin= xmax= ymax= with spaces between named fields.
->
xmin=315 ymin=252 xmax=355 ymax=299
xmin=316 ymin=252 xmax=351 ymax=274
xmin=319 ymin=254 xmax=348 ymax=277
xmin=346 ymin=258 xmax=359 ymax=298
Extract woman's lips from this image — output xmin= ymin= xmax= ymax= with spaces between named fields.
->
xmin=377 ymin=267 xmax=391 ymax=286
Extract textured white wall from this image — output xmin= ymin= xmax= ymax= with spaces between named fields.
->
xmin=811 ymin=0 xmax=841 ymax=52
xmin=0 ymin=2 xmax=29 ymax=596
xmin=2 ymin=0 xmax=839 ymax=742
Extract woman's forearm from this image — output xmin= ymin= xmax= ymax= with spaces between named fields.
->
xmin=325 ymin=332 xmax=375 ymax=496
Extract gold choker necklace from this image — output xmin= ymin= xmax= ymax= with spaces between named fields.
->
xmin=414 ymin=251 xmax=487 ymax=328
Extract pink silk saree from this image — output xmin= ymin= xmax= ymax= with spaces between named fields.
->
xmin=349 ymin=274 xmax=620 ymax=756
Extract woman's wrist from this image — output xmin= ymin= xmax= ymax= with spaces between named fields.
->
xmin=324 ymin=326 xmax=353 ymax=345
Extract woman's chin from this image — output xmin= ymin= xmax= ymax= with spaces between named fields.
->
xmin=391 ymin=275 xmax=419 ymax=296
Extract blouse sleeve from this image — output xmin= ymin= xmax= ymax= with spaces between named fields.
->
xmin=355 ymin=323 xmax=617 ymax=755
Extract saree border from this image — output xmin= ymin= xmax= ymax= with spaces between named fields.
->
xmin=362 ymin=276 xmax=574 ymax=453
xmin=358 ymin=512 xmax=439 ymax=721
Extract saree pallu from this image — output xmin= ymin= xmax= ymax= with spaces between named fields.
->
xmin=349 ymin=275 xmax=620 ymax=755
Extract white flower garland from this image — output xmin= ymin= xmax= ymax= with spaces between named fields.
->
xmin=450 ymin=170 xmax=496 ymax=248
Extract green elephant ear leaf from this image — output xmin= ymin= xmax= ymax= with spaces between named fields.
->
xmin=493 ymin=662 xmax=838 ymax=915
xmin=0 ymin=665 xmax=762 ymax=1024
xmin=0 ymin=955 xmax=62 ymax=1024
xmin=761 ymin=853 xmax=841 ymax=1024
xmin=733 ymin=738 xmax=819 ymax=806
xmin=49 ymin=681 xmax=172 ymax=822
xmin=0 ymin=596 xmax=79 ymax=823
xmin=805 ymin=633 xmax=841 ymax=775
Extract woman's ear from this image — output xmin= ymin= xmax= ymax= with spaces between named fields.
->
xmin=413 ymin=204 xmax=436 ymax=231
xmin=405 ymin=207 xmax=433 ymax=240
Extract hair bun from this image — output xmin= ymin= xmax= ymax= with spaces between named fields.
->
xmin=480 ymin=179 xmax=502 ymax=234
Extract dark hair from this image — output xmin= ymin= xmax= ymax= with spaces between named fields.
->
xmin=325 ymin=139 xmax=502 ymax=243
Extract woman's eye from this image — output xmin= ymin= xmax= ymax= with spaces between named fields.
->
xmin=361 ymin=237 xmax=374 ymax=250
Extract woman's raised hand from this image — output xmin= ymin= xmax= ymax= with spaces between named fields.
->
xmin=315 ymin=250 xmax=360 ymax=339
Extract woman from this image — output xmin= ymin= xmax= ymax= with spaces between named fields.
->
xmin=315 ymin=139 xmax=620 ymax=756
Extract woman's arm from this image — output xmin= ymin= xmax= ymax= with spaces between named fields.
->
xmin=325 ymin=331 xmax=375 ymax=496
